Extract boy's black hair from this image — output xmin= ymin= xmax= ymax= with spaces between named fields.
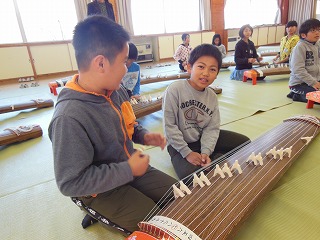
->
xmin=182 ymin=33 xmax=190 ymax=41
xmin=286 ymin=20 xmax=298 ymax=28
xmin=188 ymin=44 xmax=222 ymax=72
xmin=299 ymin=18 xmax=320 ymax=39
xmin=128 ymin=43 xmax=138 ymax=60
xmin=212 ymin=33 xmax=222 ymax=46
xmin=239 ymin=24 xmax=253 ymax=38
xmin=72 ymin=15 xmax=130 ymax=71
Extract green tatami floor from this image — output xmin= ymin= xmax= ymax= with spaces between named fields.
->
xmin=1 ymin=60 xmax=319 ymax=240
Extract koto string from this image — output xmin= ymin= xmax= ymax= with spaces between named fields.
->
xmin=198 ymin=121 xmax=316 ymax=238
xmin=206 ymin=122 xmax=319 ymax=240
xmin=144 ymin=119 xmax=299 ymax=222
xmin=145 ymin=117 xmax=318 ymax=237
xmin=172 ymin=120 xmax=307 ymax=227
xmin=157 ymin=120 xmax=293 ymax=221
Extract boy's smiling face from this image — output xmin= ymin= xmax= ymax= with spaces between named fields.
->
xmin=187 ymin=55 xmax=219 ymax=91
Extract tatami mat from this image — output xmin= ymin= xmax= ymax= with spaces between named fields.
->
xmin=1 ymin=60 xmax=319 ymax=240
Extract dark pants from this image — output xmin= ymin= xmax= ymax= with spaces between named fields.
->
xmin=289 ymin=83 xmax=317 ymax=102
xmin=167 ymin=129 xmax=250 ymax=180
xmin=80 ymin=166 xmax=176 ymax=233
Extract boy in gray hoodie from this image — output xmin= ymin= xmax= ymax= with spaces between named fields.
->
xmin=48 ymin=16 xmax=176 ymax=235
xmin=288 ymin=18 xmax=320 ymax=102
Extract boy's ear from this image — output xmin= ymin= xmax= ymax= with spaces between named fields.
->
xmin=93 ymin=55 xmax=109 ymax=72
xmin=300 ymin=33 xmax=307 ymax=39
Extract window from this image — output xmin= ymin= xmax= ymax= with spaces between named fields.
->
xmin=131 ymin=0 xmax=202 ymax=35
xmin=224 ymin=0 xmax=279 ymax=29
xmin=0 ymin=0 xmax=77 ymax=44
xmin=0 ymin=1 xmax=23 ymax=44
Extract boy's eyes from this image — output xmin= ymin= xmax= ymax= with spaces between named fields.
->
xmin=197 ymin=65 xmax=217 ymax=72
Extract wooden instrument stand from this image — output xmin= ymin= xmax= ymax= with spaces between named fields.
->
xmin=0 ymin=124 xmax=43 ymax=146
xmin=0 ymin=99 xmax=54 ymax=114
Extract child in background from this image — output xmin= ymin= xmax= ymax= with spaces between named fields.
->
xmin=273 ymin=20 xmax=299 ymax=64
xmin=163 ymin=44 xmax=250 ymax=179
xmin=212 ymin=33 xmax=226 ymax=58
xmin=287 ymin=18 xmax=320 ymax=102
xmin=173 ymin=33 xmax=193 ymax=72
xmin=122 ymin=42 xmax=141 ymax=99
xmin=230 ymin=24 xmax=263 ymax=81
xmin=48 ymin=16 xmax=176 ymax=234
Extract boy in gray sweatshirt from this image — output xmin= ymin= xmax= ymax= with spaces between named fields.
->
xmin=163 ymin=44 xmax=250 ymax=180
xmin=48 ymin=16 xmax=176 ymax=235
xmin=288 ymin=18 xmax=320 ymax=102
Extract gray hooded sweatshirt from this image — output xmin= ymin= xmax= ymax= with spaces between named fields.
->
xmin=48 ymin=75 xmax=148 ymax=197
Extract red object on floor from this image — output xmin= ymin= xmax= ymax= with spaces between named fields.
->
xmin=243 ymin=69 xmax=258 ymax=85
xmin=306 ymin=91 xmax=320 ymax=109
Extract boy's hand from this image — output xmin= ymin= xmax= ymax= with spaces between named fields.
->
xmin=186 ymin=152 xmax=203 ymax=166
xmin=128 ymin=150 xmax=149 ymax=176
xmin=201 ymin=154 xmax=211 ymax=167
xmin=143 ymin=133 xmax=166 ymax=150
xmin=313 ymin=82 xmax=320 ymax=90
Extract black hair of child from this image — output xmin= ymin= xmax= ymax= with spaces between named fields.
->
xmin=188 ymin=44 xmax=222 ymax=72
xmin=128 ymin=43 xmax=138 ymax=60
xmin=299 ymin=18 xmax=320 ymax=39
xmin=239 ymin=24 xmax=253 ymax=38
xmin=72 ymin=15 xmax=130 ymax=70
xmin=181 ymin=33 xmax=190 ymax=41
xmin=212 ymin=33 xmax=222 ymax=46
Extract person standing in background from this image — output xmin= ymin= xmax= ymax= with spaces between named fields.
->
xmin=273 ymin=20 xmax=299 ymax=64
xmin=212 ymin=33 xmax=227 ymax=58
xmin=87 ymin=0 xmax=115 ymax=21
xmin=173 ymin=33 xmax=192 ymax=72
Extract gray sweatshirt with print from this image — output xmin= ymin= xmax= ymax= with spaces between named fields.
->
xmin=289 ymin=39 xmax=320 ymax=87
xmin=163 ymin=80 xmax=220 ymax=158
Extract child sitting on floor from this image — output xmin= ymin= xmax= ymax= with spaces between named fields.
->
xmin=230 ymin=24 xmax=263 ymax=81
xmin=48 ymin=15 xmax=176 ymax=234
xmin=287 ymin=18 xmax=320 ymax=102
xmin=163 ymin=44 xmax=250 ymax=179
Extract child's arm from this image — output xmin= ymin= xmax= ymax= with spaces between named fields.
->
xmin=221 ymin=44 xmax=227 ymax=58
xmin=173 ymin=45 xmax=183 ymax=61
xmin=163 ymin=86 xmax=192 ymax=158
xmin=200 ymin=104 xmax=220 ymax=157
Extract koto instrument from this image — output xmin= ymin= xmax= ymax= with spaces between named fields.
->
xmin=0 ymin=99 xmax=54 ymax=114
xmin=243 ymin=63 xmax=290 ymax=85
xmin=140 ymin=72 xmax=189 ymax=85
xmin=48 ymin=78 xmax=70 ymax=95
xmin=127 ymin=115 xmax=320 ymax=240
xmin=131 ymin=97 xmax=162 ymax=119
xmin=0 ymin=124 xmax=43 ymax=146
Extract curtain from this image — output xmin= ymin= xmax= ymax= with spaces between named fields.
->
xmin=288 ymin=0 xmax=315 ymax=26
xmin=116 ymin=0 xmax=134 ymax=34
xmin=200 ymin=0 xmax=212 ymax=30
xmin=74 ymin=0 xmax=91 ymax=21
